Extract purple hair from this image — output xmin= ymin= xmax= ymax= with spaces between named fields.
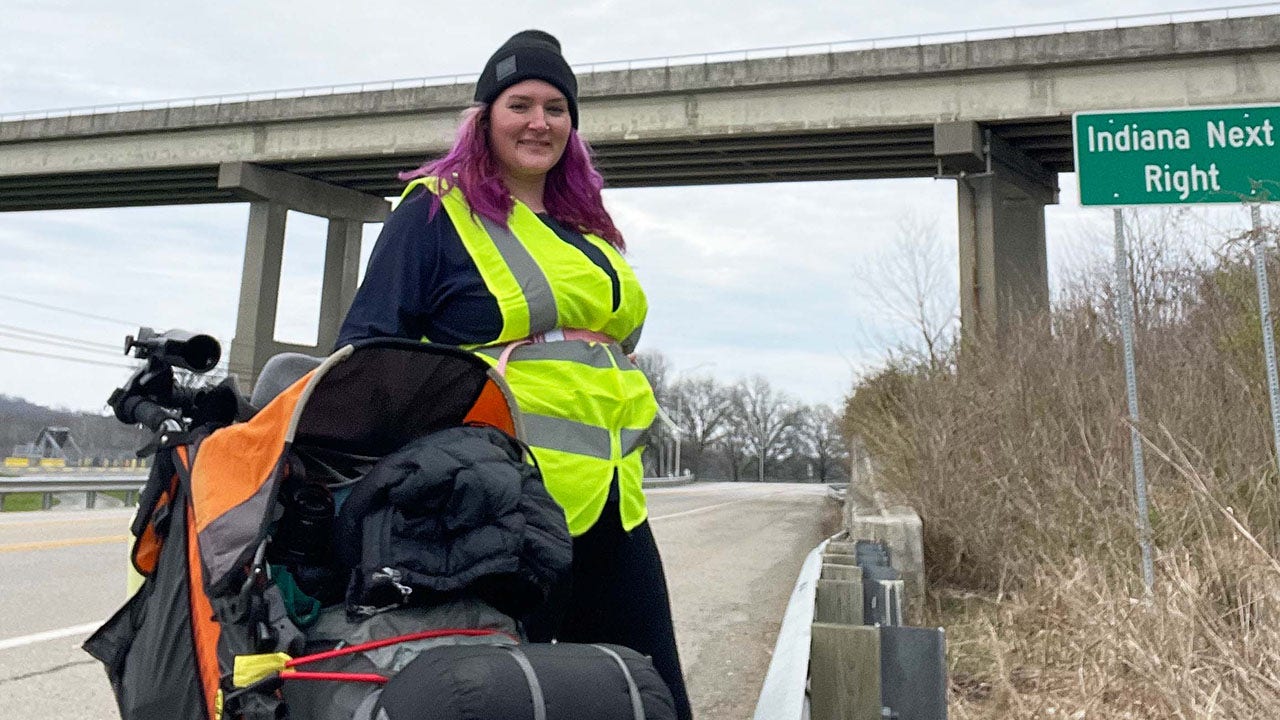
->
xmin=399 ymin=105 xmax=626 ymax=250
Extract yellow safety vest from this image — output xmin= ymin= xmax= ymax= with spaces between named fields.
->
xmin=403 ymin=178 xmax=657 ymax=536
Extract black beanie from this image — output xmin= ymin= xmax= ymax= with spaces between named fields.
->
xmin=474 ymin=30 xmax=579 ymax=128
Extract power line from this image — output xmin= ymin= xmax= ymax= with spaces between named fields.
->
xmin=0 ymin=292 xmax=142 ymax=327
xmin=0 ymin=319 xmax=257 ymax=376
xmin=0 ymin=307 xmax=276 ymax=383
xmin=0 ymin=331 xmax=126 ymax=357
xmin=0 ymin=331 xmax=253 ymax=377
xmin=0 ymin=345 xmax=139 ymax=370
xmin=0 ymin=306 xmax=323 ymax=382
xmin=0 ymin=322 xmax=123 ymax=352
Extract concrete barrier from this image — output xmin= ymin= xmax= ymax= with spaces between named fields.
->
xmin=641 ymin=475 xmax=697 ymax=489
xmin=844 ymin=484 xmax=925 ymax=623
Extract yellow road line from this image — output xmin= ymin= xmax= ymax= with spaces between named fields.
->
xmin=0 ymin=534 xmax=130 ymax=553
xmin=0 ymin=516 xmax=132 ymax=528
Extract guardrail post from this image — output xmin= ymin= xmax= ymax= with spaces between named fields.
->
xmin=41 ymin=492 xmax=52 ymax=510
xmin=821 ymin=564 xmax=861 ymax=582
xmin=86 ymin=490 xmax=97 ymax=509
xmin=823 ymin=553 xmax=859 ymax=566
xmin=816 ymin=579 xmax=864 ymax=625
xmin=880 ymin=627 xmax=949 ymax=720
xmin=810 ymin=623 xmax=881 ymax=720
xmin=810 ymin=541 xmax=885 ymax=719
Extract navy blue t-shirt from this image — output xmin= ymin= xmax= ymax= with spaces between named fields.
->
xmin=337 ymin=188 xmax=621 ymax=348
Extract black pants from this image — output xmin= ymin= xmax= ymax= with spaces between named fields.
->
xmin=524 ymin=494 xmax=693 ymax=720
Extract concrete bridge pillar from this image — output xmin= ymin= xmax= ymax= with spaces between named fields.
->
xmin=217 ymin=162 xmax=390 ymax=389
xmin=934 ymin=122 xmax=1058 ymax=341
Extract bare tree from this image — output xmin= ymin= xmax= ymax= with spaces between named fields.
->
xmin=717 ymin=383 xmax=753 ymax=481
xmin=633 ymin=350 xmax=673 ymax=409
xmin=1058 ymin=208 xmax=1226 ymax=324
xmin=794 ymin=403 xmax=849 ymax=482
xmin=633 ymin=351 xmax=675 ymax=477
xmin=669 ymin=374 xmax=732 ymax=476
xmin=730 ymin=375 xmax=800 ymax=482
xmin=1106 ymin=208 xmax=1213 ymax=332
xmin=854 ymin=213 xmax=958 ymax=368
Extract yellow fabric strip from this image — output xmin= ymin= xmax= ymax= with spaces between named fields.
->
xmin=233 ymin=652 xmax=292 ymax=688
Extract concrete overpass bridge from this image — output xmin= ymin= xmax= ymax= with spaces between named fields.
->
xmin=2 ymin=12 xmax=1279 ymax=381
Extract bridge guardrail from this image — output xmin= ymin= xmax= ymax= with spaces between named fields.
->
xmin=1 ymin=473 xmax=694 ymax=509
xmin=2 ymin=473 xmax=700 ymax=508
xmin=755 ymin=479 xmax=945 ymax=719
xmin=2 ymin=3 xmax=1277 ymax=122
xmin=752 ymin=536 xmax=831 ymax=720
xmin=0 ymin=476 xmax=146 ymax=510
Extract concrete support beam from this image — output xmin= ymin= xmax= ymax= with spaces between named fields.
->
xmin=956 ymin=171 xmax=1053 ymax=339
xmin=219 ymin=162 xmax=390 ymax=390
xmin=317 ymin=219 xmax=363 ymax=352
xmin=230 ymin=200 xmax=287 ymax=387
xmin=217 ymin=162 xmax=389 ymax=222
xmin=936 ymin=121 xmax=1057 ymax=341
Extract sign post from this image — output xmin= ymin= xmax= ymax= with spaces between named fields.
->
xmin=1251 ymin=205 xmax=1280 ymax=479
xmin=1110 ymin=209 xmax=1156 ymax=595
xmin=1074 ymin=104 xmax=1280 ymax=595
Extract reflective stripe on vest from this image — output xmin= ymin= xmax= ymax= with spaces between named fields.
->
xmin=477 ymin=214 xmax=559 ymax=335
xmin=404 ymin=178 xmax=656 ymax=535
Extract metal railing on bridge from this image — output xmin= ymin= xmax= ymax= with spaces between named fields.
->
xmin=0 ymin=476 xmax=146 ymax=510
xmin=3 ymin=3 xmax=1277 ymax=122
xmin=0 ymin=474 xmax=696 ymax=511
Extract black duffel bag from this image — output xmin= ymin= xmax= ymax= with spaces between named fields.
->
xmin=370 ymin=642 xmax=677 ymax=720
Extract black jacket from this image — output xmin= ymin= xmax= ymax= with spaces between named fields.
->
xmin=335 ymin=425 xmax=572 ymax=619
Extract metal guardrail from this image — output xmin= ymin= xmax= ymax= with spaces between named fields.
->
xmin=0 ymin=477 xmax=146 ymax=493
xmin=0 ymin=474 xmax=688 ymax=506
xmin=753 ymin=536 xmax=831 ymax=720
xmin=1 ymin=3 xmax=1276 ymax=122
xmin=1 ymin=465 xmax=148 ymax=473
xmin=0 ymin=476 xmax=146 ymax=510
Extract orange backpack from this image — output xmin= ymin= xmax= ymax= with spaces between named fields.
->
xmin=85 ymin=340 xmax=536 ymax=720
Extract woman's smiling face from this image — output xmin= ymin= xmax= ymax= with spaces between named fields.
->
xmin=488 ymin=79 xmax=572 ymax=183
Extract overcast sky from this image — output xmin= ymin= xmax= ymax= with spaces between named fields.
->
xmin=0 ymin=0 xmax=1270 ymax=414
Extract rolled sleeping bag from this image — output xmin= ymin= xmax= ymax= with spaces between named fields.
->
xmin=369 ymin=642 xmax=677 ymax=720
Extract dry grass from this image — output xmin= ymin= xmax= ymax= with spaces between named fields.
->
xmin=846 ymin=221 xmax=1280 ymax=718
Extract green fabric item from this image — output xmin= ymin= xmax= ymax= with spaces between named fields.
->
xmin=272 ymin=565 xmax=322 ymax=628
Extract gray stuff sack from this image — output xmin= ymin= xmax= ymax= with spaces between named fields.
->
xmin=281 ymin=599 xmax=517 ymax=720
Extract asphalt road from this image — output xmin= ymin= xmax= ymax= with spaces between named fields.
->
xmin=0 ymin=481 xmax=840 ymax=720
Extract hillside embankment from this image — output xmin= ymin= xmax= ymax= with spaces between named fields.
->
xmin=845 ymin=218 xmax=1280 ymax=718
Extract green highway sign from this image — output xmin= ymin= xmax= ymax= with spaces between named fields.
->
xmin=1073 ymin=105 xmax=1280 ymax=206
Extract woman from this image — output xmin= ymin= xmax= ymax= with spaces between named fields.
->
xmin=337 ymin=30 xmax=692 ymax=719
